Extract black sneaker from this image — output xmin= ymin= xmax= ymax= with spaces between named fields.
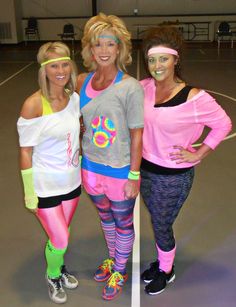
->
xmin=145 ymin=266 xmax=175 ymax=295
xmin=141 ymin=261 xmax=159 ymax=283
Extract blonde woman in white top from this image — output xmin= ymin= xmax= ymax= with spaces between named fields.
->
xmin=17 ymin=41 xmax=81 ymax=304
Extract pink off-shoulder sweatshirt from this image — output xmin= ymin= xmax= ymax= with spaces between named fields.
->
xmin=140 ymin=78 xmax=232 ymax=169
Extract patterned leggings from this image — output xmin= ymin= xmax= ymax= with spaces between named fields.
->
xmin=140 ymin=168 xmax=194 ymax=251
xmin=89 ymin=194 xmax=135 ymax=273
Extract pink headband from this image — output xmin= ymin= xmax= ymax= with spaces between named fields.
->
xmin=148 ymin=47 xmax=178 ymax=57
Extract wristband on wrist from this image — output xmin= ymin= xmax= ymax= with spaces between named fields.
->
xmin=21 ymin=168 xmax=33 ymax=175
xmin=21 ymin=167 xmax=38 ymax=210
xmin=128 ymin=170 xmax=140 ymax=180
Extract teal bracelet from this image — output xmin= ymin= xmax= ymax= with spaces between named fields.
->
xmin=128 ymin=170 xmax=140 ymax=180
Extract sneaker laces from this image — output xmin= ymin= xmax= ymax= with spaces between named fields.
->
xmin=51 ymin=278 xmax=62 ymax=291
xmin=107 ymin=271 xmax=124 ymax=287
xmin=100 ymin=258 xmax=114 ymax=271
xmin=61 ymin=266 xmax=70 ymax=278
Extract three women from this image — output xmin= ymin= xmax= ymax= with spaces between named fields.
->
xmin=17 ymin=18 xmax=232 ymax=303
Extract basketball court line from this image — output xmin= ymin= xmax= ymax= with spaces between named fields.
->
xmin=207 ymin=89 xmax=236 ymax=141
xmin=131 ymin=49 xmax=141 ymax=307
xmin=207 ymin=89 xmax=236 ymax=102
xmin=199 ymin=49 xmax=206 ymax=54
xmin=185 ymin=59 xmax=236 ymax=62
xmin=0 ymin=62 xmax=34 ymax=87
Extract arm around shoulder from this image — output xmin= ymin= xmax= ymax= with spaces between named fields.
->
xmin=76 ymin=73 xmax=88 ymax=94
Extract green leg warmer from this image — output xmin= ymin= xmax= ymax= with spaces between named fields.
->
xmin=45 ymin=240 xmax=67 ymax=278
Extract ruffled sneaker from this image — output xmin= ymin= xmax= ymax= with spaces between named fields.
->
xmin=102 ymin=270 xmax=128 ymax=301
xmin=94 ymin=258 xmax=114 ymax=282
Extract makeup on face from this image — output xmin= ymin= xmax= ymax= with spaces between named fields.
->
xmin=91 ymin=31 xmax=120 ymax=66
xmin=44 ymin=55 xmax=71 ymax=85
xmin=147 ymin=45 xmax=178 ymax=81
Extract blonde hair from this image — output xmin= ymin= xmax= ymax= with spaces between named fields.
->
xmin=37 ymin=41 xmax=77 ymax=100
xmin=81 ymin=12 xmax=132 ymax=72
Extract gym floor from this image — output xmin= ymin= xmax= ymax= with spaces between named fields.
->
xmin=0 ymin=40 xmax=235 ymax=307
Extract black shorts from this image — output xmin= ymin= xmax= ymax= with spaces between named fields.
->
xmin=38 ymin=185 xmax=81 ymax=209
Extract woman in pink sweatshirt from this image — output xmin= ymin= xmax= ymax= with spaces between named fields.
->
xmin=140 ymin=26 xmax=232 ymax=295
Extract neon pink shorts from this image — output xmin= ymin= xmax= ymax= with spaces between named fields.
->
xmin=82 ymin=169 xmax=128 ymax=201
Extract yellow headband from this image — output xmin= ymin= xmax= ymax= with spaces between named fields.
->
xmin=41 ymin=57 xmax=71 ymax=67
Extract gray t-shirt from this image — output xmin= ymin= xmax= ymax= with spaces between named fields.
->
xmin=81 ymin=77 xmax=144 ymax=168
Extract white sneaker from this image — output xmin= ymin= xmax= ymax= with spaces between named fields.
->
xmin=61 ymin=265 xmax=79 ymax=289
xmin=46 ymin=275 xmax=67 ymax=304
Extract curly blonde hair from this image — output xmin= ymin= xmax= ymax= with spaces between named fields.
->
xmin=37 ymin=41 xmax=77 ymax=100
xmin=81 ymin=12 xmax=132 ymax=72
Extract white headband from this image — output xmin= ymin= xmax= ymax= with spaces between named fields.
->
xmin=148 ymin=47 xmax=178 ymax=57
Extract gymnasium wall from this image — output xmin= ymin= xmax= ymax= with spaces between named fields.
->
xmin=0 ymin=0 xmax=235 ymax=43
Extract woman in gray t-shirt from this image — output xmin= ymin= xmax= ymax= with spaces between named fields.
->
xmin=77 ymin=12 xmax=144 ymax=301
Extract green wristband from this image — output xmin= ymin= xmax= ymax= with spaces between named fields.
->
xmin=128 ymin=170 xmax=140 ymax=180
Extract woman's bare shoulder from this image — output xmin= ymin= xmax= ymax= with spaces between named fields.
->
xmin=188 ymin=87 xmax=201 ymax=100
xmin=20 ymin=91 xmax=42 ymax=119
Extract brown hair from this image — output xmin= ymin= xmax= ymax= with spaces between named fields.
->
xmin=142 ymin=26 xmax=184 ymax=80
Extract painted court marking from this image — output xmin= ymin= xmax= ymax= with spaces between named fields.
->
xmin=0 ymin=62 xmax=34 ymax=87
xmin=131 ymin=195 xmax=140 ymax=307
xmin=131 ymin=49 xmax=141 ymax=307
xmin=207 ymin=89 xmax=236 ymax=102
xmin=193 ymin=90 xmax=236 ymax=147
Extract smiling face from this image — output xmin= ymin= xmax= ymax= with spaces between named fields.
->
xmin=44 ymin=53 xmax=71 ymax=88
xmin=91 ymin=30 xmax=119 ymax=68
xmin=147 ymin=47 xmax=178 ymax=82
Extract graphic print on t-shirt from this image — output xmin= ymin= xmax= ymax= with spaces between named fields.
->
xmin=91 ymin=115 xmax=116 ymax=148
